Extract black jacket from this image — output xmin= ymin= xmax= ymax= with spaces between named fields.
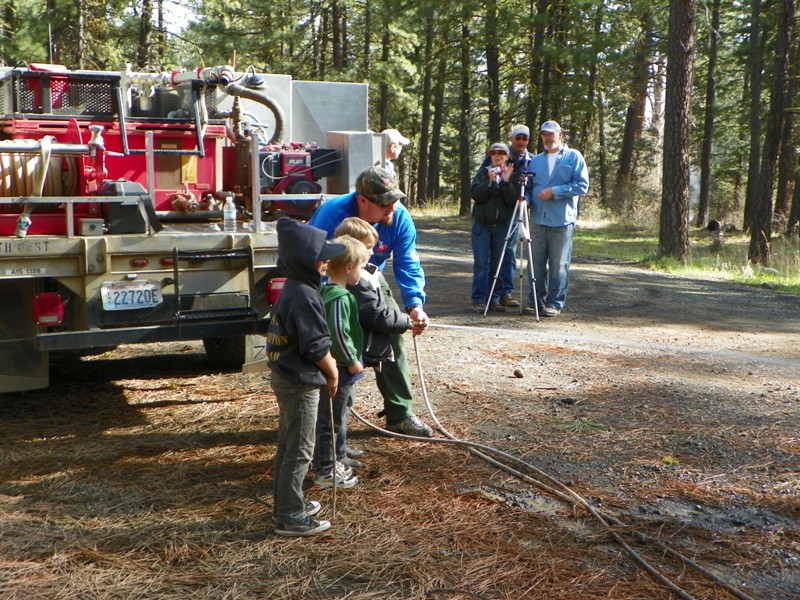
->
xmin=470 ymin=167 xmax=520 ymax=227
xmin=267 ymin=218 xmax=333 ymax=386
xmin=347 ymin=265 xmax=411 ymax=367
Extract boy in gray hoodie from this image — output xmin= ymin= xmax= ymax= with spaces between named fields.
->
xmin=267 ymin=218 xmax=345 ymax=537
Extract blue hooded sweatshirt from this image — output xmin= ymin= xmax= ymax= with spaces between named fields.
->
xmin=267 ymin=218 xmax=333 ymax=386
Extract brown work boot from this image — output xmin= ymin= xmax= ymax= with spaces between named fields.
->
xmin=499 ymin=295 xmax=520 ymax=308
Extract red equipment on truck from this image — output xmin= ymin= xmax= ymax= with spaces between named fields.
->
xmin=0 ymin=63 xmax=375 ymax=393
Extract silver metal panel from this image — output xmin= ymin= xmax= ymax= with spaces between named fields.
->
xmin=325 ymin=131 xmax=382 ymax=194
xmin=291 ymin=81 xmax=369 ymax=146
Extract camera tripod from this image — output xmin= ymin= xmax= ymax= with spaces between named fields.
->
xmin=484 ymin=172 xmax=539 ymax=321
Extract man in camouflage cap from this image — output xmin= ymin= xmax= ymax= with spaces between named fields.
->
xmin=309 ymin=166 xmax=433 ymax=438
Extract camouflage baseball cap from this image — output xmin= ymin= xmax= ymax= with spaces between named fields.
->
xmin=356 ymin=166 xmax=406 ymax=207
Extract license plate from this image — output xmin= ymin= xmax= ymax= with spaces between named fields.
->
xmin=101 ymin=281 xmax=163 ymax=311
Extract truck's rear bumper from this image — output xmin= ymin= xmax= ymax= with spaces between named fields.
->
xmin=35 ymin=318 xmax=270 ymax=351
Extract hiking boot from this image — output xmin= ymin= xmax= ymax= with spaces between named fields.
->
xmin=488 ymin=303 xmax=506 ymax=312
xmin=386 ymin=414 xmax=433 ymax=437
xmin=275 ymin=516 xmax=331 ymax=537
xmin=500 ymin=295 xmax=520 ymax=308
xmin=541 ymin=306 xmax=561 ymax=317
xmin=346 ymin=447 xmax=366 ymax=459
xmin=314 ymin=467 xmax=359 ymax=489
xmin=472 ymin=303 xmax=486 ymax=314
xmin=339 ymin=456 xmax=365 ymax=469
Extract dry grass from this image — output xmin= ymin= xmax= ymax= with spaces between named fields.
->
xmin=0 ymin=339 xmax=797 ymax=599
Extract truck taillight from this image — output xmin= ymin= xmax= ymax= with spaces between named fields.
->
xmin=33 ymin=293 xmax=64 ymax=325
xmin=267 ymin=277 xmax=286 ymax=306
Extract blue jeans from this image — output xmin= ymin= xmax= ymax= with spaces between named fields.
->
xmin=314 ymin=381 xmax=356 ymax=475
xmin=529 ymin=222 xmax=574 ymax=310
xmin=500 ymin=219 xmax=519 ymax=298
xmin=471 ymin=220 xmax=513 ymax=305
xmin=271 ymin=372 xmax=319 ymax=525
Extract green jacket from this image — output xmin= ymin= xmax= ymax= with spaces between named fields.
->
xmin=321 ymin=283 xmax=364 ymax=384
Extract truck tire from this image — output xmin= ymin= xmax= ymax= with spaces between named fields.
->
xmin=203 ymin=334 xmax=267 ymax=370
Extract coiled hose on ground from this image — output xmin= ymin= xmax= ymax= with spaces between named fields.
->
xmin=349 ymin=333 xmax=756 ymax=600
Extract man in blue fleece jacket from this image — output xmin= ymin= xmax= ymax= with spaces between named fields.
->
xmin=525 ymin=120 xmax=589 ymax=317
xmin=309 ymin=166 xmax=433 ymax=437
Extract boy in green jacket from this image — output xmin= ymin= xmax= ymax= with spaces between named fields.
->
xmin=313 ymin=236 xmax=372 ymax=488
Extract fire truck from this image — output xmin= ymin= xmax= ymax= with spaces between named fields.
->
xmin=0 ymin=63 xmax=379 ymax=393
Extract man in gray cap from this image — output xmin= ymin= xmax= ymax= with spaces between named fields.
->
xmin=525 ymin=120 xmax=589 ymax=317
xmin=382 ymin=128 xmax=410 ymax=177
xmin=309 ymin=166 xmax=433 ymax=437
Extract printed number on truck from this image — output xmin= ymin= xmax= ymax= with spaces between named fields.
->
xmin=101 ymin=281 xmax=163 ymax=311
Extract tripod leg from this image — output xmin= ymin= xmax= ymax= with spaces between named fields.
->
xmin=517 ymin=204 xmax=539 ymax=322
xmin=483 ymin=200 xmax=523 ymax=318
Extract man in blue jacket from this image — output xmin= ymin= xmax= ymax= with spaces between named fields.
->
xmin=309 ymin=166 xmax=433 ymax=437
xmin=525 ymin=120 xmax=589 ymax=317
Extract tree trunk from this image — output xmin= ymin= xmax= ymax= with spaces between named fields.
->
xmin=597 ymin=91 xmax=608 ymax=207
xmin=774 ymin=37 xmax=797 ymax=224
xmin=137 ymin=0 xmax=153 ymax=69
xmin=362 ymin=0 xmax=371 ymax=77
xmin=788 ymin=169 xmax=800 ymax=234
xmin=526 ymin=0 xmax=547 ymax=140
xmin=416 ymin=12 xmax=434 ymax=207
xmin=613 ymin=13 xmax=655 ymax=212
xmin=659 ymin=0 xmax=696 ymax=260
xmin=748 ymin=0 xmax=794 ymax=265
xmin=578 ymin=4 xmax=603 ymax=152
xmin=459 ymin=18 xmax=473 ymax=217
xmin=427 ymin=59 xmax=446 ymax=201
xmin=696 ymin=0 xmax=721 ymax=228
xmin=743 ymin=0 xmax=762 ymax=232
xmin=331 ymin=0 xmax=343 ymax=71
xmin=378 ymin=24 xmax=390 ymax=130
xmin=485 ymin=0 xmax=501 ymax=143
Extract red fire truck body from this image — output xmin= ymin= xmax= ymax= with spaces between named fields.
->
xmin=0 ymin=64 xmax=374 ymax=393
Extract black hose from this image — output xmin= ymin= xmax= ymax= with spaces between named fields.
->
xmin=223 ymin=82 xmax=285 ymax=144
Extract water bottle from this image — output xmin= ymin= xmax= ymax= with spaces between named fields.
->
xmin=223 ymin=197 xmax=237 ymax=233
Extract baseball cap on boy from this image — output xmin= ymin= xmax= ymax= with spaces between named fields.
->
xmin=356 ymin=166 xmax=406 ymax=206
xmin=317 ymin=240 xmax=347 ymax=262
xmin=540 ymin=120 xmax=562 ymax=133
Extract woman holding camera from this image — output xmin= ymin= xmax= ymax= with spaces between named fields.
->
xmin=469 ymin=142 xmax=520 ymax=314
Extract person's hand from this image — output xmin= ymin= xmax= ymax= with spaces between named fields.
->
xmin=326 ymin=372 xmax=339 ymax=399
xmin=409 ymin=306 xmax=429 ymax=337
xmin=347 ymin=362 xmax=364 ymax=375
xmin=502 ymin=162 xmax=514 ymax=182
xmin=538 ymin=187 xmax=554 ymax=201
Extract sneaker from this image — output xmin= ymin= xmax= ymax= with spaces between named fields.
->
xmin=386 ymin=414 xmax=433 ymax=437
xmin=271 ymin=500 xmax=321 ymax=523
xmin=335 ymin=461 xmax=353 ymax=478
xmin=275 ymin=515 xmax=331 ymax=537
xmin=541 ymin=306 xmax=561 ymax=317
xmin=346 ymin=447 xmax=366 ymax=459
xmin=314 ymin=469 xmax=359 ymax=489
xmin=488 ymin=303 xmax=506 ymax=312
xmin=472 ymin=303 xmax=486 ymax=314
xmin=338 ymin=456 xmax=365 ymax=469
xmin=523 ymin=303 xmax=543 ymax=315
xmin=304 ymin=500 xmax=322 ymax=517
xmin=500 ymin=295 xmax=520 ymax=308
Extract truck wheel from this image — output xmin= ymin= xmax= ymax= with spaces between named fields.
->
xmin=203 ymin=334 xmax=267 ymax=369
